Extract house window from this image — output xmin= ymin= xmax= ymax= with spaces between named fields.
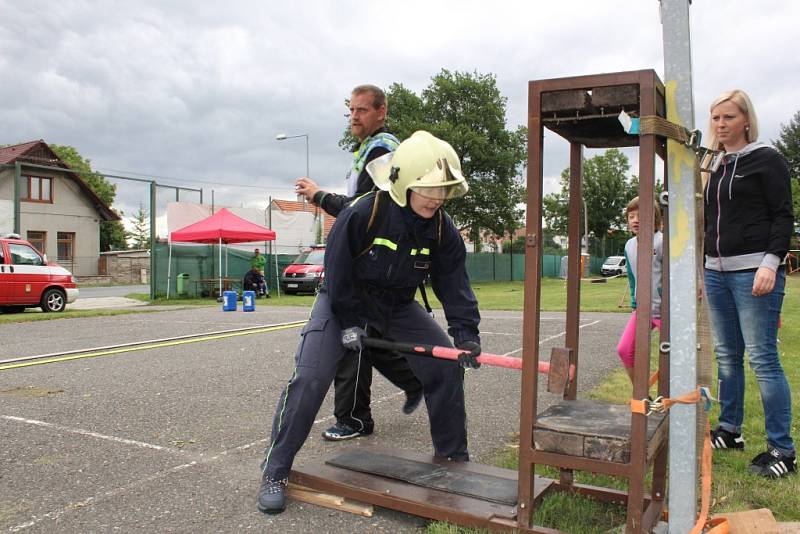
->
xmin=20 ymin=175 xmax=53 ymax=203
xmin=27 ymin=231 xmax=46 ymax=254
xmin=57 ymin=232 xmax=75 ymax=263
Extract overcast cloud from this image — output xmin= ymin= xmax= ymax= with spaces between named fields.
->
xmin=2 ymin=0 xmax=798 ymax=234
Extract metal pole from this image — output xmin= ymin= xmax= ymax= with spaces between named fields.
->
xmin=149 ymin=181 xmax=157 ymax=301
xmin=582 ymin=197 xmax=589 ymax=255
xmin=304 ymin=135 xmax=309 ymax=179
xmin=661 ymin=1 xmax=701 ymax=531
xmin=13 ymin=162 xmax=21 ymax=234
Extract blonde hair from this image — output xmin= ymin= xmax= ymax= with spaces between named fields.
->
xmin=701 ymin=89 xmax=759 ymax=181
xmin=705 ymin=89 xmax=758 ymax=151
xmin=625 ymin=196 xmax=662 ymax=231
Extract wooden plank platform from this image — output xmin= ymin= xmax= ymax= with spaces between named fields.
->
xmin=290 ymin=445 xmax=555 ymax=531
xmin=534 ymin=399 xmax=668 ymax=464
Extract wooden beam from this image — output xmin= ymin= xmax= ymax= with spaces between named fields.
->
xmin=288 ymin=484 xmax=373 ymax=517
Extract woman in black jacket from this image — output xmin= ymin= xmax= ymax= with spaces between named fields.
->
xmin=703 ymin=89 xmax=795 ymax=478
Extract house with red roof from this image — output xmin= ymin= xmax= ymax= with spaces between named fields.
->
xmin=0 ymin=140 xmax=120 ymax=276
xmin=270 ymin=197 xmax=335 ymax=241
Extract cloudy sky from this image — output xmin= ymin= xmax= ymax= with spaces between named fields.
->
xmin=2 ymin=0 xmax=798 ymax=235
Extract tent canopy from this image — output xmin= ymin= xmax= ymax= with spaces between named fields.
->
xmin=170 ymin=208 xmax=276 ymax=244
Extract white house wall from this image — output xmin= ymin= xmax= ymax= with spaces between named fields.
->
xmin=0 ymin=168 xmax=101 ymax=276
xmin=0 ymin=199 xmax=12 ymax=234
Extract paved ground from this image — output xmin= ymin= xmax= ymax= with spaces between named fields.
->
xmin=0 ymin=304 xmax=628 ymax=533
xmin=76 ymin=284 xmax=150 ymax=299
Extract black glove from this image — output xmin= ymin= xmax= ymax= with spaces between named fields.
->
xmin=456 ymin=341 xmax=481 ymax=369
xmin=341 ymin=327 xmax=367 ymax=352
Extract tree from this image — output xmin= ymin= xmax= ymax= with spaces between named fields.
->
xmin=773 ymin=110 xmax=800 ymax=234
xmin=49 ymin=144 xmax=128 ymax=251
xmin=543 ymin=149 xmax=639 ymax=257
xmin=340 ymin=70 xmax=527 ymax=250
xmin=128 ymin=204 xmax=150 ymax=250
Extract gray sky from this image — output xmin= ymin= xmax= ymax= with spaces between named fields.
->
xmin=2 ymin=1 xmax=798 ymax=234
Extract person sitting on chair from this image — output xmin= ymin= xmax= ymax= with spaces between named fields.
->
xmin=243 ymin=266 xmax=268 ymax=297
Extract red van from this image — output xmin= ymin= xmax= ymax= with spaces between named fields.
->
xmin=0 ymin=233 xmax=79 ymax=313
xmin=280 ymin=245 xmax=325 ymax=294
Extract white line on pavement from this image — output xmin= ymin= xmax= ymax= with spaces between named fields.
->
xmin=501 ymin=319 xmax=602 ymax=356
xmin=1 ymin=415 xmax=185 ymax=454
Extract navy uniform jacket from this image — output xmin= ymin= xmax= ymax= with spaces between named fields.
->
xmin=323 ymin=192 xmax=480 ymax=347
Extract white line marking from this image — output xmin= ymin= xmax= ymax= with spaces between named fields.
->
xmin=501 ymin=320 xmax=602 ymax=356
xmin=8 ymin=460 xmax=200 ymax=532
xmin=1 ymin=415 xmax=184 ymax=454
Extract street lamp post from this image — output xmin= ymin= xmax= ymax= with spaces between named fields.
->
xmin=276 ymin=132 xmax=321 ymax=243
xmin=275 ymin=133 xmax=309 ymax=179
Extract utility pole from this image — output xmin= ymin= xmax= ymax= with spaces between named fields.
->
xmin=660 ymin=1 xmax=705 ymax=532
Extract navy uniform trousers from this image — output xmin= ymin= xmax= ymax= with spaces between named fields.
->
xmin=263 ymin=288 xmax=468 ymax=480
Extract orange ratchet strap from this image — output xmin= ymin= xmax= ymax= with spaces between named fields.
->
xmin=630 ymin=388 xmax=729 ymax=534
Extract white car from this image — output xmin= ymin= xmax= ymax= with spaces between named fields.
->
xmin=601 ymin=255 xmax=626 ymax=277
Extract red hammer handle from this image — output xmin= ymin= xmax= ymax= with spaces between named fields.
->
xmin=430 ymin=345 xmax=522 ymax=370
xmin=363 ymin=337 xmax=524 ymax=370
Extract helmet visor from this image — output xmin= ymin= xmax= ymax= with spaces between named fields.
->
xmin=409 ymin=157 xmax=468 ymax=200
xmin=365 ymin=151 xmax=395 ymax=191
xmin=409 ymin=182 xmax=468 ymax=201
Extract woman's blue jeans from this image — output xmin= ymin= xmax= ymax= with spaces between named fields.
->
xmin=704 ymin=268 xmax=794 ymax=455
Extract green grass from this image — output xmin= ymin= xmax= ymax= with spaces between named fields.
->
xmin=0 ymin=307 xmax=165 ymax=324
xmin=130 ymin=292 xmax=320 ymax=307
xmin=424 ymin=277 xmax=630 ymax=312
xmin=130 ymin=278 xmax=630 ymax=312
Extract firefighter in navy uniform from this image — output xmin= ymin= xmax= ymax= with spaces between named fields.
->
xmin=258 ymin=131 xmax=482 ymax=514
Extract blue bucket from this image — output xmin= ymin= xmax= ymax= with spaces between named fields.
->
xmin=242 ymin=290 xmax=256 ymax=312
xmin=222 ymin=290 xmax=237 ymax=311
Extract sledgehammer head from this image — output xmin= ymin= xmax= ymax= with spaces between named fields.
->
xmin=547 ymin=347 xmax=572 ymax=394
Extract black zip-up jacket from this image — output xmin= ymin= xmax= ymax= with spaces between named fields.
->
xmin=322 ymin=192 xmax=480 ymax=346
xmin=311 ymin=127 xmax=394 ymax=217
xmin=703 ymin=143 xmax=794 ymax=272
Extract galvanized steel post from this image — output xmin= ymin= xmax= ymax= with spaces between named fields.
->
xmin=13 ymin=162 xmax=21 ymax=234
xmin=660 ymin=1 xmax=701 ymax=531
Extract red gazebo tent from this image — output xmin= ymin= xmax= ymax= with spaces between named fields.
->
xmin=168 ymin=208 xmax=276 ymax=298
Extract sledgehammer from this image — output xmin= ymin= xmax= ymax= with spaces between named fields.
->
xmin=362 ymin=337 xmax=575 ymax=394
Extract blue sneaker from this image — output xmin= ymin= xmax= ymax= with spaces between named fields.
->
xmin=322 ymin=422 xmax=373 ymax=441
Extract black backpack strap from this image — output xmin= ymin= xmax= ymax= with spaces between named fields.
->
xmin=418 ymin=283 xmax=433 ymax=317
xmin=355 ymin=191 xmax=389 ymax=259
xmin=417 ymin=208 xmax=443 ymax=318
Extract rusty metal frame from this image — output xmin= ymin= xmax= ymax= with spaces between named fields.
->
xmin=520 ymin=70 xmax=669 ymax=533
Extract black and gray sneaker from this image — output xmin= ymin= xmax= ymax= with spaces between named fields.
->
xmin=257 ymin=475 xmax=288 ymax=514
xmin=710 ymin=426 xmax=744 ymax=450
xmin=322 ymin=422 xmax=373 ymax=441
xmin=402 ymin=390 xmax=423 ymax=414
xmin=748 ymin=448 xmax=797 ymax=479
